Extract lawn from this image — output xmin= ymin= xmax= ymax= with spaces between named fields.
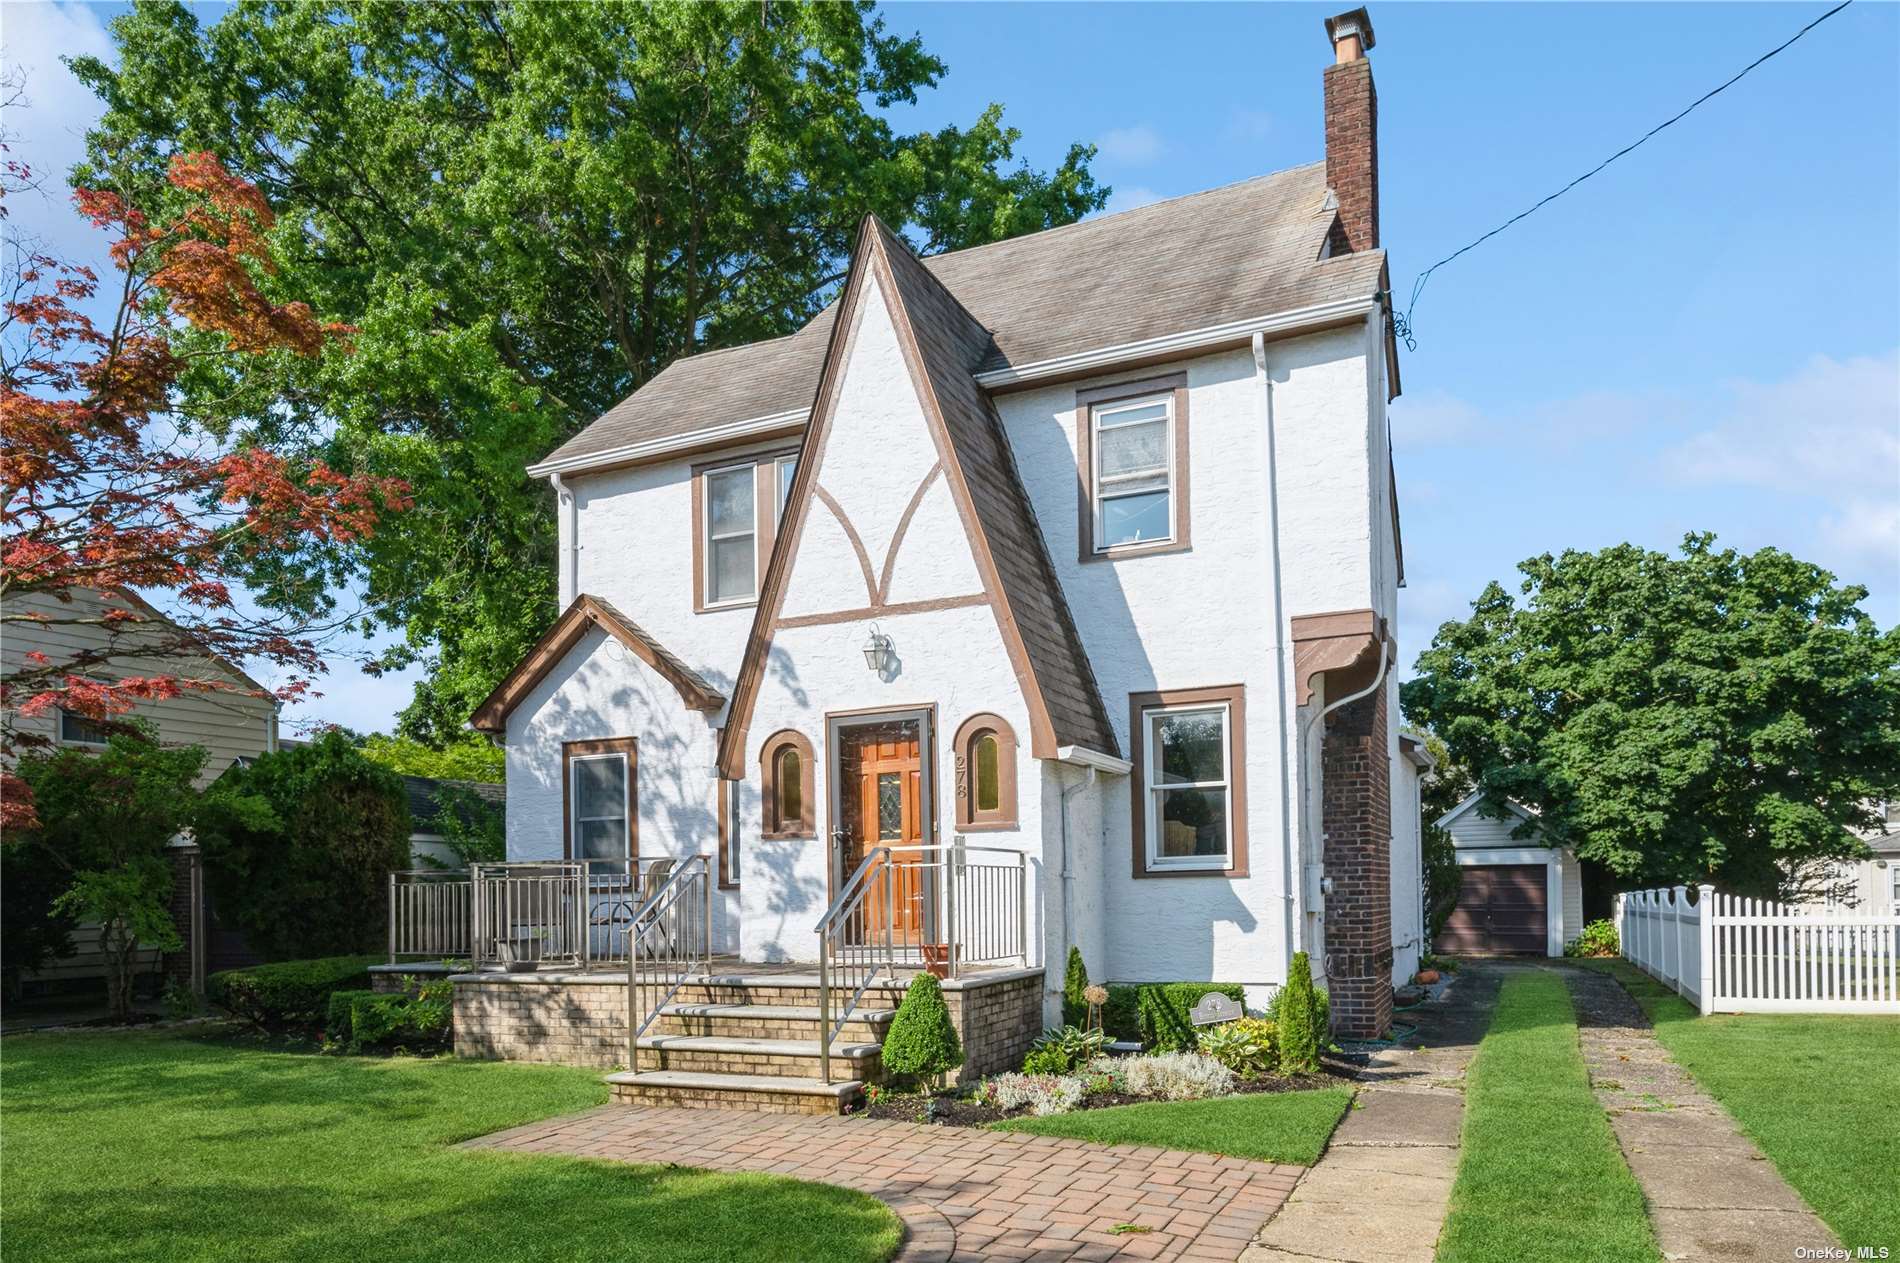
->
xmin=991 ymin=1087 xmax=1353 ymax=1166
xmin=0 ymin=1029 xmax=900 ymax=1263
xmin=1581 ymin=959 xmax=1900 ymax=1250
xmin=1436 ymin=969 xmax=1659 ymax=1263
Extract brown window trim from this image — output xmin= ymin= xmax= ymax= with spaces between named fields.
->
xmin=691 ymin=446 xmax=800 ymax=613
xmin=1075 ymin=372 xmax=1190 ymax=563
xmin=952 ymin=712 xmax=1019 ymax=831
xmin=562 ymin=737 xmax=638 ymax=864
xmin=1128 ymin=685 xmax=1248 ymax=879
xmin=759 ymin=729 xmax=817 ymax=840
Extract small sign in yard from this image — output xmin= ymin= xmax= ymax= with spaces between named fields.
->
xmin=1189 ymin=992 xmax=1242 ymax=1026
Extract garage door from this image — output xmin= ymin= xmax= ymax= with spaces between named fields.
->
xmin=1440 ymin=864 xmax=1546 ymax=955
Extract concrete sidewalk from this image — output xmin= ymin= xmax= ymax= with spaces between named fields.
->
xmin=1564 ymin=966 xmax=1839 ymax=1263
xmin=1242 ymin=966 xmax=1502 ymax=1263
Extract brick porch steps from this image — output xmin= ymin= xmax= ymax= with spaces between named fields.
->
xmin=656 ymin=1002 xmax=894 ymax=1042
xmin=605 ymin=1069 xmax=864 ymax=1116
xmin=634 ymin=1033 xmax=882 ymax=1077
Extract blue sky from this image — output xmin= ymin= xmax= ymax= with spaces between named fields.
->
xmin=7 ymin=2 xmax=1897 ymax=734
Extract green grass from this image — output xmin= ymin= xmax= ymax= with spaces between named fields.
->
xmin=0 ymin=1030 xmax=900 ymax=1263
xmin=990 ymin=1088 xmax=1353 ymax=1165
xmin=1580 ymin=959 xmax=1900 ymax=1249
xmin=1437 ymin=970 xmax=1659 ymax=1263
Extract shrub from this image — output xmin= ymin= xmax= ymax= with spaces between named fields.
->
xmin=1103 ymin=1051 xmax=1235 ymax=1101
xmin=1061 ymin=947 xmax=1090 ymax=1027
xmin=197 ymin=730 xmax=410 ymax=961
xmin=1024 ymin=1024 xmax=1107 ymax=1075
xmin=1132 ymin=983 xmax=1247 ymax=1052
xmin=324 ymin=978 xmax=452 ymax=1053
xmin=1102 ymin=985 xmax=1142 ymax=1041
xmin=207 ymin=955 xmax=381 ymax=1032
xmin=880 ymin=973 xmax=963 ymax=1084
xmin=1197 ymin=1016 xmax=1278 ymax=1080
xmin=1277 ymin=953 xmax=1321 ymax=1074
xmin=978 ymin=1072 xmax=1087 ymax=1116
xmin=1564 ymin=919 xmax=1620 ymax=958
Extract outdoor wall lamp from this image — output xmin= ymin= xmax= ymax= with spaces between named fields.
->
xmin=861 ymin=624 xmax=893 ymax=674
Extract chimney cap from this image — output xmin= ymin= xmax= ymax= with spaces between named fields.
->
xmin=1325 ymin=7 xmax=1376 ymax=56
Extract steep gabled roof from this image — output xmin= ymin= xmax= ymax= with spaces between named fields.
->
xmin=469 ymin=594 xmax=724 ymax=733
xmin=715 ymin=217 xmax=1119 ymax=777
xmin=534 ymin=163 xmax=1386 ymax=472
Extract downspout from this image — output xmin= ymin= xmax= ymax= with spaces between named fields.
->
xmin=1058 ymin=766 xmax=1096 ymax=972
xmin=1252 ymin=332 xmax=1300 ymax=984
xmin=548 ymin=473 xmax=578 ymax=605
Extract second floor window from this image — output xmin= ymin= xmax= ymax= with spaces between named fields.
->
xmin=695 ymin=451 xmax=799 ymax=610
xmin=59 ymin=708 xmax=114 ymax=746
xmin=1076 ymin=372 xmax=1189 ymax=561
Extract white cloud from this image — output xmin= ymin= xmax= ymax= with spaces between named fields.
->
xmin=1096 ymin=125 xmax=1164 ymax=166
xmin=1104 ymin=185 xmax=1164 ymax=215
xmin=1 ymin=2 xmax=116 ymax=270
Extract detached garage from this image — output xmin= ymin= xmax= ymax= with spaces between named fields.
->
xmin=1434 ymin=792 xmax=1582 ymax=957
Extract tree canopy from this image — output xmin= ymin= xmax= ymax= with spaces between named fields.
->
xmin=1402 ymin=535 xmax=1900 ymax=899
xmin=74 ymin=0 xmax=1107 ymax=738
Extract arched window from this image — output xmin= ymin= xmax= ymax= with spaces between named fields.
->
xmin=954 ymin=713 xmax=1018 ymax=831
xmin=760 ymin=730 xmax=816 ymax=839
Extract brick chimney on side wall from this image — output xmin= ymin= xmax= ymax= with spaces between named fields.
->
xmin=1323 ymin=7 xmax=1379 ymax=254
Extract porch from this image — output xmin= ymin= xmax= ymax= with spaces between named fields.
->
xmin=386 ymin=841 xmax=1043 ymax=1112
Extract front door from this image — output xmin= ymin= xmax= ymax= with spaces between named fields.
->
xmin=837 ymin=721 xmax=926 ymax=946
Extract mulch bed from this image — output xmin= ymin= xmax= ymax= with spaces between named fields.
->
xmin=857 ymin=1058 xmax=1354 ymax=1126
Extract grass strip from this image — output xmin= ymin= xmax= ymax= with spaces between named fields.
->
xmin=0 ymin=1030 xmax=900 ymax=1263
xmin=991 ymin=1087 xmax=1352 ymax=1166
xmin=1579 ymin=959 xmax=1900 ymax=1249
xmin=1436 ymin=969 xmax=1659 ymax=1263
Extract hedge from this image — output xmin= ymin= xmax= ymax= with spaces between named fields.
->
xmin=207 ymin=955 xmax=382 ymax=1032
xmin=1101 ymin=982 xmax=1248 ymax=1051
xmin=323 ymin=979 xmax=452 ymax=1054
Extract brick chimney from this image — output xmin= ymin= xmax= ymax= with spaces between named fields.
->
xmin=1323 ymin=7 xmax=1379 ymax=254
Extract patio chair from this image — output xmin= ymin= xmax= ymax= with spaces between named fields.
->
xmin=591 ymin=857 xmax=675 ymax=956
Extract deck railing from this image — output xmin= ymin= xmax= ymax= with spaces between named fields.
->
xmin=815 ymin=837 xmax=1028 ymax=1082
xmin=387 ymin=870 xmax=473 ymax=962
xmin=627 ymin=853 xmax=713 ymax=1063
xmin=389 ymin=858 xmax=684 ymax=970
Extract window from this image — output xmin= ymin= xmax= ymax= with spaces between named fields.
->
xmin=719 ymin=778 xmax=742 ymax=888
xmin=564 ymin=738 xmax=636 ymax=870
xmin=58 ymin=709 xmax=113 ymax=746
xmin=1076 ymin=373 xmax=1189 ymax=561
xmin=760 ymin=730 xmax=815 ymax=839
xmin=1129 ymin=686 xmax=1248 ymax=877
xmin=693 ymin=449 xmax=799 ymax=611
xmin=953 ymin=713 xmax=1018 ymax=830
xmin=1891 ymin=864 xmax=1899 ymax=906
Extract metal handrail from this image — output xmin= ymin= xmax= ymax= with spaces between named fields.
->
xmin=388 ymin=870 xmax=474 ymax=963
xmin=626 ymin=853 xmax=713 ymax=1067
xmin=815 ymin=837 xmax=1028 ymax=1083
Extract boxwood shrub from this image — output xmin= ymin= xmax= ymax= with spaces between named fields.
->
xmin=1100 ymin=982 xmax=1247 ymax=1051
xmin=324 ymin=978 xmax=452 ymax=1054
xmin=206 ymin=955 xmax=382 ymax=1032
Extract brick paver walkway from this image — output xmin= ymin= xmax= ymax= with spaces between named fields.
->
xmin=465 ymin=1105 xmax=1306 ymax=1262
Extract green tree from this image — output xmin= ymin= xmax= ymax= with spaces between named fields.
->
xmin=1275 ymin=953 xmax=1321 ymax=1074
xmin=358 ymin=733 xmax=503 ymax=784
xmin=1403 ymin=535 xmax=1900 ymax=900
xmin=8 ymin=729 xmax=214 ymax=1019
xmin=198 ymin=730 xmax=411 ymax=960
xmin=75 ymin=1 xmax=1106 ymax=738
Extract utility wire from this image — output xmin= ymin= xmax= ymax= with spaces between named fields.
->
xmin=1394 ymin=0 xmax=1855 ymax=350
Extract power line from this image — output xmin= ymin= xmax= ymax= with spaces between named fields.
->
xmin=1394 ymin=0 xmax=1855 ymax=350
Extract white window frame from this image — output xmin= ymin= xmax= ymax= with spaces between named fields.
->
xmin=569 ymin=752 xmax=631 ymax=865
xmin=58 ymin=708 xmax=112 ymax=748
xmin=1142 ymin=700 xmax=1233 ymax=871
xmin=701 ymin=461 xmax=759 ymax=608
xmin=774 ymin=454 xmax=798 ymax=525
xmin=1890 ymin=864 xmax=1899 ymax=906
xmin=1091 ymin=393 xmax=1175 ymax=554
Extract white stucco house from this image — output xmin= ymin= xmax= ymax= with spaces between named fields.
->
xmin=450 ymin=9 xmax=1423 ymax=1104
xmin=1433 ymin=790 xmax=1585 ymax=957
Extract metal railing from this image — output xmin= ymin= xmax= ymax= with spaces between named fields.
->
xmin=388 ymin=870 xmax=474 ymax=963
xmin=815 ymin=836 xmax=1028 ymax=1082
xmin=627 ymin=853 xmax=713 ymax=1065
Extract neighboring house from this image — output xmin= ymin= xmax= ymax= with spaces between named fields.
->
xmin=3 ymin=585 xmax=280 ymax=994
xmin=1816 ymin=801 xmax=1900 ymax=914
xmin=1433 ymin=791 xmax=1584 ymax=957
xmin=401 ymin=774 xmax=505 ymax=869
xmin=472 ymin=9 xmax=1414 ymax=1038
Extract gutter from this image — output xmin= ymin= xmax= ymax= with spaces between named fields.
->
xmin=525 ymin=407 xmax=809 ymax=478
xmin=1055 ymin=745 xmax=1131 ymax=776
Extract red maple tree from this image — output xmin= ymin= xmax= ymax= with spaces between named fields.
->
xmin=2 ymin=151 xmax=410 ymax=828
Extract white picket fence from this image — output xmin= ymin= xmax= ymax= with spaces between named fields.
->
xmin=1618 ymin=885 xmax=1900 ymax=1015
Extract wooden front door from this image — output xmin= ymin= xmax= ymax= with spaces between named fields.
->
xmin=837 ymin=721 xmax=927 ymax=946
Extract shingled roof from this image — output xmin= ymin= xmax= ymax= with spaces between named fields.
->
xmin=533 ymin=162 xmax=1385 ymax=473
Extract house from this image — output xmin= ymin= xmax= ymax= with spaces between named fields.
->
xmin=1433 ymin=791 xmax=1584 ymax=957
xmin=452 ymin=8 xmax=1416 ymax=1105
xmin=401 ymin=774 xmax=505 ymax=868
xmin=1813 ymin=801 xmax=1900 ymax=913
xmin=2 ymin=585 xmax=280 ymax=997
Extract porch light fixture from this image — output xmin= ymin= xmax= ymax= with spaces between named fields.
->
xmin=861 ymin=624 xmax=893 ymax=674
